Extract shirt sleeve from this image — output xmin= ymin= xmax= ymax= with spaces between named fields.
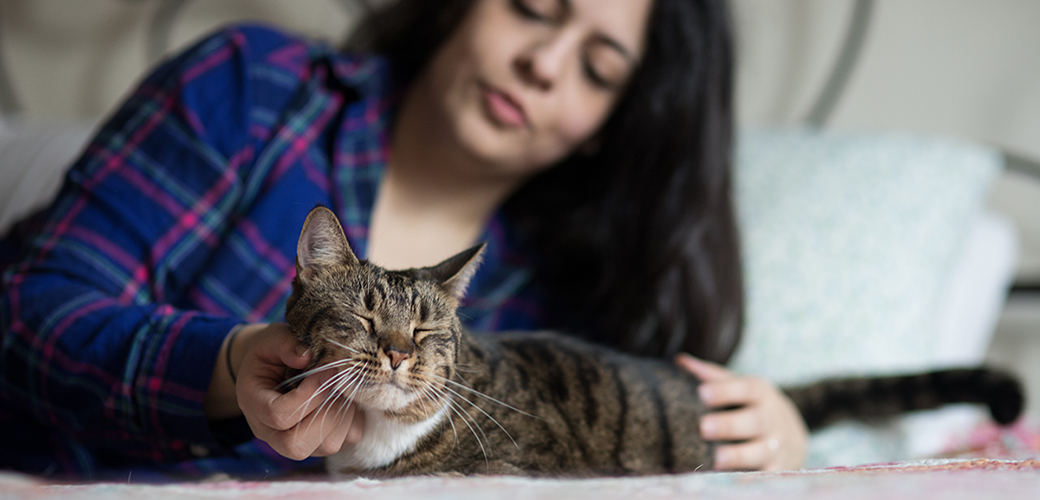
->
xmin=0 ymin=25 xmax=298 ymax=465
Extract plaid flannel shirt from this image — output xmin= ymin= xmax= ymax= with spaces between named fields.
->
xmin=0 ymin=24 xmax=543 ymax=480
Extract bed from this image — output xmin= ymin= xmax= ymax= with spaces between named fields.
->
xmin=1 ymin=0 xmax=1039 ymax=497
xmin=1 ymin=458 xmax=1040 ymax=500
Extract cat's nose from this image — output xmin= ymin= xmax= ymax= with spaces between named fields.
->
xmin=386 ymin=348 xmax=411 ymax=370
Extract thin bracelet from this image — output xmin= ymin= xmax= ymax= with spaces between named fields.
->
xmin=225 ymin=325 xmax=245 ymax=384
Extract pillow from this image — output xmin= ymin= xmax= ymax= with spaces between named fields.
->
xmin=899 ymin=210 xmax=1016 ymax=459
xmin=929 ymin=211 xmax=1017 ymax=367
xmin=729 ymin=127 xmax=1009 ymax=465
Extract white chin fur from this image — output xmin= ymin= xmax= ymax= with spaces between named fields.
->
xmin=326 ymin=405 xmax=448 ymax=473
xmin=353 ymin=382 xmax=418 ymax=412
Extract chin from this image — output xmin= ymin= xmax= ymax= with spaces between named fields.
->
xmin=353 ymin=383 xmax=418 ymax=412
xmin=452 ymin=115 xmax=550 ymax=176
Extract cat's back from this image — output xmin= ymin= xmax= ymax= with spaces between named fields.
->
xmin=452 ymin=331 xmax=715 ymax=476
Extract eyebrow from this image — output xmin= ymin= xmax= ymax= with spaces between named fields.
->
xmin=557 ymin=0 xmax=637 ymax=65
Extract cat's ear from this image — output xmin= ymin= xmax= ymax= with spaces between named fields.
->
xmin=296 ymin=206 xmax=359 ymax=278
xmin=427 ymin=243 xmax=486 ymax=299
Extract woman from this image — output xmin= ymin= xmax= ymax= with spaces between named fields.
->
xmin=0 ymin=0 xmax=806 ymax=479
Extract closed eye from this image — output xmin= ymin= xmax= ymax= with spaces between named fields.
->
xmin=510 ymin=0 xmax=560 ymax=23
xmin=413 ymin=326 xmax=450 ymax=343
xmin=582 ymin=59 xmax=612 ymax=89
xmin=353 ymin=313 xmax=375 ymax=333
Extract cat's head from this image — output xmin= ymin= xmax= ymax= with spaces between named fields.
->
xmin=285 ymin=206 xmax=483 ymax=417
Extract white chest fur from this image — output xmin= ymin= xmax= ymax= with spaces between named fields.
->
xmin=326 ymin=406 xmax=448 ymax=473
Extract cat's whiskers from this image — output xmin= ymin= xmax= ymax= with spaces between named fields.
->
xmin=318 ymin=366 xmax=370 ymax=435
xmin=341 ymin=366 xmax=370 ymax=407
xmin=410 ymin=371 xmax=458 ymax=411
xmin=325 ymin=338 xmax=363 ymax=355
xmin=305 ymin=361 xmax=362 ymax=401
xmin=294 ymin=364 xmax=366 ymax=438
xmin=436 ymin=382 xmax=519 ymax=450
xmin=424 ymin=379 xmax=500 ymax=462
xmin=449 ymin=362 xmax=481 ymax=374
xmin=443 ymin=398 xmax=461 ymax=452
xmin=409 ymin=368 xmax=444 ymax=417
xmin=313 ymin=364 xmax=367 ymax=433
xmin=427 ymin=371 xmax=541 ymax=420
xmin=413 ymin=386 xmax=433 ymax=420
xmin=415 ymin=383 xmax=459 ymax=451
xmin=434 ymin=386 xmax=490 ymax=471
xmin=287 ymin=362 xmax=357 ymax=424
xmin=396 ymin=369 xmax=444 ymax=412
xmin=275 ymin=358 xmax=355 ymax=392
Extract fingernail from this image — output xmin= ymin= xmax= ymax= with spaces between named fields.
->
xmin=698 ymin=385 xmax=714 ymax=402
xmin=295 ymin=344 xmax=311 ymax=358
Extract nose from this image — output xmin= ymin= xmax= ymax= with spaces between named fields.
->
xmin=514 ymin=32 xmax=579 ymax=91
xmin=385 ymin=347 xmax=411 ymax=370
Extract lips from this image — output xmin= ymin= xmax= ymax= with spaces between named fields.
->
xmin=480 ymin=83 xmax=528 ymax=129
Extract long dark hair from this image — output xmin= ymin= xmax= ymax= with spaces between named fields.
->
xmin=348 ymin=0 xmax=742 ymax=363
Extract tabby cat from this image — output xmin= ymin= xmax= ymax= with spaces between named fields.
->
xmin=284 ymin=206 xmax=1024 ymax=477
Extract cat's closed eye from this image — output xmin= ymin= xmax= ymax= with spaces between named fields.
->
xmin=353 ymin=313 xmax=375 ymax=333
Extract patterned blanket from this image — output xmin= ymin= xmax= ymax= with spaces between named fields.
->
xmin=2 ymin=459 xmax=1039 ymax=500
xmin=3 ymin=421 xmax=1038 ymax=500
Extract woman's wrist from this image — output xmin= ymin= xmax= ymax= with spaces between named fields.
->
xmin=204 ymin=323 xmax=267 ymax=420
xmin=224 ymin=324 xmax=246 ymax=383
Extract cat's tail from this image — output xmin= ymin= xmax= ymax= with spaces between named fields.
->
xmin=782 ymin=367 xmax=1025 ymax=432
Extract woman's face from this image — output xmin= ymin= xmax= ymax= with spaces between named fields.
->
xmin=414 ymin=0 xmax=654 ymax=177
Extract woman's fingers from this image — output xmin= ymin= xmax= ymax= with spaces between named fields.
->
xmin=238 ymin=347 xmax=331 ymax=431
xmin=235 ymin=323 xmax=367 ymax=460
xmin=246 ymin=372 xmax=358 ymax=460
xmin=675 ymin=353 xmax=733 ymax=382
xmin=698 ymin=377 xmax=767 ymax=409
xmin=713 ymin=438 xmax=776 ymax=471
xmin=307 ymin=401 xmax=359 ymax=457
xmin=258 ymin=399 xmax=356 ymax=460
xmin=247 ymin=323 xmax=312 ymax=372
xmin=676 ymin=354 xmax=767 ymax=409
xmin=252 ymin=369 xmax=338 ymax=431
xmin=700 ymin=383 xmax=808 ymax=471
xmin=675 ymin=352 xmax=809 ymax=471
xmin=699 ymin=406 xmax=765 ymax=441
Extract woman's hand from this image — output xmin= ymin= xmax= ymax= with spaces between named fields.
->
xmin=208 ymin=323 xmax=365 ymax=460
xmin=676 ymin=354 xmax=807 ymax=471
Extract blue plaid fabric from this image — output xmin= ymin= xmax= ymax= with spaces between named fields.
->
xmin=0 ymin=24 xmax=544 ymax=480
